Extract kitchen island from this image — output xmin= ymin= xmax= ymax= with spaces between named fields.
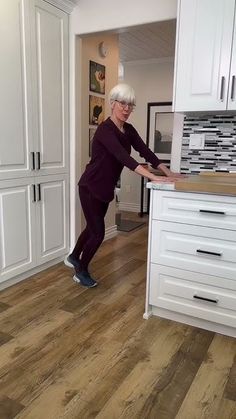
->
xmin=144 ymin=177 xmax=236 ymax=337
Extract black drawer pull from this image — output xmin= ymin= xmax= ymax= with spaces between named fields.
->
xmin=36 ymin=152 xmax=41 ymax=170
xmin=31 ymin=152 xmax=35 ymax=170
xmin=231 ymin=75 xmax=235 ymax=100
xmin=194 ymin=295 xmax=218 ymax=304
xmin=37 ymin=184 xmax=41 ymax=201
xmin=32 ymin=184 xmax=36 ymax=202
xmin=196 ymin=249 xmax=222 ymax=257
xmin=220 ymin=76 xmax=225 ymax=101
xmin=199 ymin=209 xmax=225 ymax=215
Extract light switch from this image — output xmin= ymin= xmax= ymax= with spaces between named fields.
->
xmin=189 ymin=133 xmax=205 ymax=149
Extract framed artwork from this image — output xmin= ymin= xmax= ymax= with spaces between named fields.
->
xmin=89 ymin=60 xmax=105 ymax=94
xmin=146 ymin=102 xmax=174 ymax=162
xmin=89 ymin=128 xmax=96 ymax=157
xmin=89 ymin=95 xmax=105 ymax=126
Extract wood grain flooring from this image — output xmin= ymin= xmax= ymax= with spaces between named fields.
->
xmin=0 ymin=212 xmax=235 ymax=419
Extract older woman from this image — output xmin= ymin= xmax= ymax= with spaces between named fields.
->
xmin=66 ymin=83 xmax=181 ymax=287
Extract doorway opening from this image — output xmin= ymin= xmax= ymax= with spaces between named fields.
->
xmin=74 ymin=19 xmax=176 ymax=236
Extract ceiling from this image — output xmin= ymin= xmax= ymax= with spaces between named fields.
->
xmin=118 ymin=19 xmax=176 ymax=63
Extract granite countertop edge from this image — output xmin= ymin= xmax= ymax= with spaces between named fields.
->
xmin=146 ymin=182 xmax=175 ymax=191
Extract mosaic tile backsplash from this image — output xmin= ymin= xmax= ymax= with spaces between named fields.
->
xmin=180 ymin=115 xmax=236 ymax=174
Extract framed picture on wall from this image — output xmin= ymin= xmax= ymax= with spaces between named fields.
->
xmin=89 ymin=60 xmax=105 ymax=94
xmin=89 ymin=128 xmax=96 ymax=157
xmin=146 ymin=102 xmax=173 ymax=163
xmin=89 ymin=95 xmax=105 ymax=126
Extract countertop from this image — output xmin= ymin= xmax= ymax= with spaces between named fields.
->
xmin=146 ymin=181 xmax=175 ymax=191
xmin=147 ymin=173 xmax=236 ymax=196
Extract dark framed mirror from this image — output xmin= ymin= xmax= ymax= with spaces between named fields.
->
xmin=146 ymin=102 xmax=173 ymax=164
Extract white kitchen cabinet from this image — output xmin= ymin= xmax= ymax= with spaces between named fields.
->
xmin=0 ymin=178 xmax=37 ymax=282
xmin=0 ymin=174 xmax=69 ymax=285
xmin=152 ymin=191 xmax=236 ymax=230
xmin=145 ymin=187 xmax=236 ymax=337
xmin=0 ymin=0 xmax=34 ymax=180
xmin=0 ymin=0 xmax=70 ymax=288
xmin=150 ymin=221 xmax=236 ymax=280
xmin=149 ymin=265 xmax=236 ymax=329
xmin=0 ymin=0 xmax=69 ymax=181
xmin=36 ymin=174 xmax=69 ymax=265
xmin=31 ymin=0 xmax=69 ymax=176
xmin=173 ymin=0 xmax=236 ymax=112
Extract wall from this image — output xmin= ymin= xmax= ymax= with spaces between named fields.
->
xmin=71 ymin=0 xmax=177 ymax=35
xmin=73 ymin=33 xmax=119 ymax=240
xmin=119 ymin=59 xmax=175 ymax=211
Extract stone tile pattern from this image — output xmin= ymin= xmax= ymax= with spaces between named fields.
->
xmin=180 ymin=115 xmax=236 ymax=174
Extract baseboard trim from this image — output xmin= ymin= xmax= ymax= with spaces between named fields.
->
xmin=0 ymin=256 xmax=65 ymax=291
xmin=1 ymin=226 xmax=117 ymax=291
xmin=118 ymin=202 xmax=144 ymax=212
xmin=151 ymin=306 xmax=236 ymax=338
xmin=105 ymin=224 xmax=117 ymax=240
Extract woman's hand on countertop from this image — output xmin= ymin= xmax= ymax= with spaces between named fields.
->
xmin=157 ymin=163 xmax=187 ymax=179
xmin=167 ymin=171 xmax=187 ymax=178
xmin=152 ymin=172 xmax=188 ymax=183
xmin=152 ymin=176 xmax=175 ymax=183
xmin=167 ymin=172 xmax=188 ymax=181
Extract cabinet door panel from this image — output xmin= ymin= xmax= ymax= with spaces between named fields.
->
xmin=174 ymin=0 xmax=235 ymax=111
xmin=228 ymin=17 xmax=236 ymax=110
xmin=0 ymin=0 xmax=33 ymax=180
xmin=32 ymin=1 xmax=69 ymax=174
xmin=151 ymin=221 xmax=236 ymax=280
xmin=149 ymin=264 xmax=236 ymax=328
xmin=36 ymin=175 xmax=69 ymax=264
xmin=0 ymin=180 xmax=36 ymax=283
xmin=152 ymin=190 xmax=236 ymax=231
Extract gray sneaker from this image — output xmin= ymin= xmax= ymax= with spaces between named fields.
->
xmin=73 ymin=271 xmax=97 ymax=288
xmin=64 ymin=254 xmax=80 ymax=270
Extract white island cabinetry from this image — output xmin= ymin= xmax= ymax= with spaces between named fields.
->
xmin=144 ymin=186 xmax=236 ymax=337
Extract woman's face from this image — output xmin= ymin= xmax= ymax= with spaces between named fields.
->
xmin=111 ymin=100 xmax=133 ymax=123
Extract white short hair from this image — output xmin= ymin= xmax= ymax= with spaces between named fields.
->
xmin=109 ymin=83 xmax=136 ymax=105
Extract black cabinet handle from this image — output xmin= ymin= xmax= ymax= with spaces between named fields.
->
xmin=194 ymin=295 xmax=218 ymax=304
xmin=220 ymin=76 xmax=225 ymax=101
xmin=199 ymin=209 xmax=225 ymax=215
xmin=231 ymin=75 xmax=235 ymax=100
xmin=196 ymin=249 xmax=222 ymax=257
xmin=37 ymin=184 xmax=41 ymax=201
xmin=31 ymin=152 xmax=35 ymax=170
xmin=32 ymin=184 xmax=36 ymax=202
xmin=36 ymin=152 xmax=41 ymax=170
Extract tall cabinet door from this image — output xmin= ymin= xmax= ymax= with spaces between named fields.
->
xmin=0 ymin=179 xmax=37 ymax=284
xmin=35 ymin=174 xmax=69 ymax=265
xmin=31 ymin=0 xmax=69 ymax=175
xmin=174 ymin=0 xmax=235 ymax=112
xmin=0 ymin=0 xmax=34 ymax=180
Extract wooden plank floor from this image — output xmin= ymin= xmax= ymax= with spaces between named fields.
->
xmin=0 ymin=212 xmax=236 ymax=419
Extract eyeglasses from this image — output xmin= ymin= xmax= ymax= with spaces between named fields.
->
xmin=115 ymin=100 xmax=135 ymax=110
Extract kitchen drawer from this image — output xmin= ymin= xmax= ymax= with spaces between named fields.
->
xmin=151 ymin=190 xmax=236 ymax=230
xmin=149 ymin=264 xmax=236 ymax=328
xmin=150 ymin=221 xmax=236 ymax=280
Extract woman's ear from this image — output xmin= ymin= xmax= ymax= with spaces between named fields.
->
xmin=111 ymin=101 xmax=115 ymax=111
